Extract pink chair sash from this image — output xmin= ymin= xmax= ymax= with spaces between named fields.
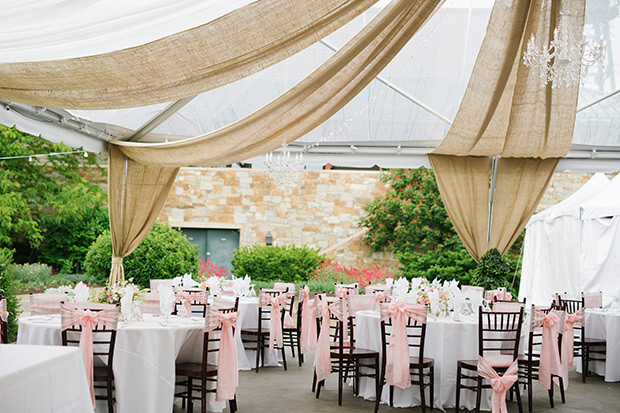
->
xmin=273 ymin=282 xmax=296 ymax=294
xmin=335 ymin=287 xmax=350 ymax=342
xmin=492 ymin=301 xmax=524 ymax=312
xmin=477 ymin=356 xmax=519 ymax=413
xmin=560 ymin=308 xmax=585 ymax=389
xmin=299 ymin=287 xmax=317 ymax=354
xmin=0 ymin=298 xmax=7 ymax=322
xmin=176 ymin=290 xmax=207 ymax=314
xmin=30 ymin=293 xmax=66 ymax=315
xmin=204 ymin=306 xmax=239 ymax=401
xmin=60 ymin=303 xmax=118 ymax=408
xmin=373 ymin=291 xmax=390 ymax=307
xmin=583 ymin=291 xmax=603 ymax=308
xmin=530 ymin=308 xmax=563 ymax=390
xmin=259 ymin=292 xmax=288 ymax=354
xmin=335 ymin=283 xmax=359 ymax=294
xmin=380 ymin=301 xmax=427 ymax=389
xmin=313 ymin=299 xmax=333 ymax=382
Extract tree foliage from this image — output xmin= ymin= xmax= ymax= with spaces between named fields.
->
xmin=0 ymin=124 xmax=108 ymax=272
xmin=84 ymin=221 xmax=199 ymax=288
xmin=0 ymin=248 xmax=20 ymax=342
xmin=472 ymin=248 xmax=516 ymax=294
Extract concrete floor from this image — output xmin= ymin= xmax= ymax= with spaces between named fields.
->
xmin=172 ymin=349 xmax=620 ymax=413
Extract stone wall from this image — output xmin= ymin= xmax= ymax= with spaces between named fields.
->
xmin=152 ymin=167 xmax=614 ymax=269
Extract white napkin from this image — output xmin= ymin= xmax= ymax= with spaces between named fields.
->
xmin=181 ymin=273 xmax=199 ymax=287
xmin=170 ymin=276 xmax=181 ymax=287
xmin=73 ymin=281 xmax=90 ymax=302
xmin=410 ymin=277 xmax=423 ymax=291
xmin=158 ymin=284 xmax=175 ymax=316
xmin=120 ymin=285 xmax=135 ymax=320
xmin=384 ymin=277 xmax=394 ymax=287
xmin=207 ymin=276 xmax=221 ymax=296
xmin=392 ymin=277 xmax=410 ymax=299
xmin=462 ymin=288 xmax=483 ymax=310
xmin=428 ymin=289 xmax=440 ymax=314
xmin=233 ymin=275 xmax=252 ymax=297
xmin=450 ymin=283 xmax=463 ymax=312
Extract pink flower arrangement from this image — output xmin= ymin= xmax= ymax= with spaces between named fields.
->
xmin=198 ymin=258 xmax=229 ymax=280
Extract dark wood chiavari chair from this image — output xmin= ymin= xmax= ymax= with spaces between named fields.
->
xmin=0 ymin=295 xmax=8 ymax=344
xmin=282 ymin=288 xmax=304 ymax=366
xmin=517 ymin=305 xmax=564 ymax=413
xmin=60 ymin=302 xmax=119 ymax=413
xmin=240 ymin=288 xmax=288 ymax=373
xmin=379 ymin=306 xmax=435 ymax=413
xmin=559 ymin=293 xmax=606 ymax=383
xmin=455 ymin=306 xmax=524 ymax=413
xmin=173 ymin=288 xmax=208 ymax=317
xmin=314 ymin=296 xmax=381 ymax=412
xmin=175 ymin=297 xmax=239 ymax=413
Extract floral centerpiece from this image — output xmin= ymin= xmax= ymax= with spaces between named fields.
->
xmin=91 ymin=278 xmax=148 ymax=306
xmin=409 ymin=278 xmax=457 ymax=315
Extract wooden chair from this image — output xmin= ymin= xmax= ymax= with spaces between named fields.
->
xmin=30 ymin=292 xmax=68 ymax=315
xmin=173 ymin=288 xmax=208 ymax=317
xmin=518 ymin=305 xmax=565 ymax=413
xmin=241 ymin=289 xmax=288 ymax=373
xmin=379 ymin=303 xmax=435 ymax=413
xmin=335 ymin=283 xmax=359 ymax=295
xmin=0 ymin=295 xmax=8 ymax=344
xmin=175 ymin=297 xmax=239 ymax=413
xmin=315 ymin=296 xmax=380 ymax=412
xmin=455 ymin=306 xmax=524 ymax=413
xmin=60 ymin=302 xmax=119 ymax=413
xmin=281 ymin=288 xmax=304 ymax=367
xmin=560 ymin=294 xmax=606 ymax=383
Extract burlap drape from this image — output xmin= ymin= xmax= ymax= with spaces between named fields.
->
xmin=0 ymin=0 xmax=379 ymax=110
xmin=428 ymin=0 xmax=583 ymax=261
xmin=108 ymin=146 xmax=179 ymax=284
xmin=106 ymin=0 xmax=442 ymax=282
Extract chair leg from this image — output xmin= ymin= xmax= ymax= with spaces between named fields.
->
xmin=528 ymin=374 xmax=533 ymax=413
xmin=419 ymin=369 xmax=427 ymax=413
xmin=475 ymin=376 xmax=482 ymax=413
xmin=290 ymin=332 xmax=296 ymax=358
xmin=455 ymin=366 xmax=461 ymax=413
xmin=338 ymin=357 xmax=343 ymax=406
xmin=430 ymin=366 xmax=434 ymax=411
xmin=584 ymin=346 xmax=590 ymax=382
xmin=312 ymin=371 xmax=317 ymax=392
xmin=260 ymin=336 xmax=266 ymax=369
xmin=316 ymin=379 xmax=324 ymax=399
xmin=188 ymin=377 xmax=193 ymax=413
xmin=107 ymin=377 xmax=114 ymax=413
xmin=374 ymin=356 xmax=381 ymax=413
xmin=281 ymin=345 xmax=288 ymax=371
xmin=201 ymin=379 xmax=207 ymax=413
xmin=559 ymin=376 xmax=565 ymax=403
xmin=354 ymin=362 xmax=360 ymax=396
xmin=389 ymin=385 xmax=394 ymax=407
xmin=582 ymin=346 xmax=587 ymax=383
xmin=229 ymin=395 xmax=237 ymax=413
xmin=548 ymin=378 xmax=554 ymax=408
xmin=255 ymin=336 xmax=261 ymax=373
xmin=515 ymin=382 xmax=524 ymax=413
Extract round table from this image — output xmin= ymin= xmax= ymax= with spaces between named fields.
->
xmin=355 ymin=309 xmax=494 ymax=411
xmin=18 ymin=313 xmax=223 ymax=413
xmin=0 ymin=344 xmax=94 ymax=413
xmin=577 ymin=309 xmax=620 ymax=382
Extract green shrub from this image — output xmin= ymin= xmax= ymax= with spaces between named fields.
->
xmin=231 ymin=244 xmax=325 ymax=283
xmin=84 ymin=221 xmax=199 ymax=288
xmin=472 ymin=248 xmax=517 ymax=294
xmin=397 ymin=246 xmax=477 ymax=285
xmin=0 ymin=248 xmax=20 ymax=342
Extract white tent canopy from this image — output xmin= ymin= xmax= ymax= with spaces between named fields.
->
xmin=1 ymin=0 xmax=620 ymax=170
xmin=519 ymin=173 xmax=620 ymax=307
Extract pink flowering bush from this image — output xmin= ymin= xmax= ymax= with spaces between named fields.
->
xmin=309 ymin=261 xmax=397 ymax=290
xmin=198 ymin=258 xmax=230 ymax=279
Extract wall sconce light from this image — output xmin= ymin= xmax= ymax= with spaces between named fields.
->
xmin=266 ymin=232 xmax=273 ymax=246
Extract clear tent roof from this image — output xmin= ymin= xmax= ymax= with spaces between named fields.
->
xmin=2 ymin=0 xmax=620 ymax=169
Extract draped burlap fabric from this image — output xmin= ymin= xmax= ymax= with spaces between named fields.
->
xmin=108 ymin=146 xmax=179 ymax=284
xmin=106 ymin=0 xmax=443 ymax=282
xmin=0 ymin=0 xmax=379 ymax=110
xmin=428 ymin=0 xmax=583 ymax=260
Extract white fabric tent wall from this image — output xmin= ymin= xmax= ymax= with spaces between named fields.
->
xmin=519 ymin=173 xmax=610 ymax=305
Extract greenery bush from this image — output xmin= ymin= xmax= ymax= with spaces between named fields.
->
xmin=0 ymin=248 xmax=20 ymax=342
xmin=231 ymin=244 xmax=325 ymax=283
xmin=397 ymin=247 xmax=478 ymax=285
xmin=84 ymin=221 xmax=199 ymax=288
xmin=8 ymin=263 xmax=99 ymax=293
xmin=472 ymin=248 xmax=518 ymax=294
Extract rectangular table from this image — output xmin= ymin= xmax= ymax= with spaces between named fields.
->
xmin=0 ymin=344 xmax=93 ymax=413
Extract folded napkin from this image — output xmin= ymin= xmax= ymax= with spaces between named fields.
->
xmin=410 ymin=277 xmax=423 ymax=291
xmin=392 ymin=277 xmax=410 ymax=299
xmin=158 ymin=284 xmax=175 ymax=316
xmin=207 ymin=276 xmax=222 ymax=296
xmin=428 ymin=289 xmax=440 ymax=314
xmin=181 ymin=273 xmax=200 ymax=287
xmin=120 ymin=285 xmax=136 ymax=320
xmin=450 ymin=283 xmax=463 ymax=312
xmin=73 ymin=281 xmax=90 ymax=302
xmin=384 ymin=277 xmax=394 ymax=287
xmin=233 ymin=275 xmax=252 ymax=297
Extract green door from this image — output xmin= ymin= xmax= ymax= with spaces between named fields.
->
xmin=181 ymin=228 xmax=240 ymax=274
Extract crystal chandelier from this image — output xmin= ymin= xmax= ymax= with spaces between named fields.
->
xmin=265 ymin=143 xmax=304 ymax=187
xmin=523 ymin=10 xmax=605 ymax=88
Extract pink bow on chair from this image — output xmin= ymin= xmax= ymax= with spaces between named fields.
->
xmin=0 ymin=298 xmax=7 ymax=322
xmin=477 ymin=356 xmax=519 ymax=413
xmin=313 ymin=299 xmax=332 ymax=382
xmin=260 ymin=292 xmax=288 ymax=354
xmin=380 ymin=300 xmax=427 ymax=389
xmin=560 ymin=308 xmax=584 ymax=389
xmin=531 ymin=308 xmax=562 ymax=390
xmin=60 ymin=304 xmax=118 ymax=408
xmin=299 ymin=287 xmax=317 ymax=354
xmin=374 ymin=291 xmax=389 ymax=307
xmin=205 ymin=307 xmax=239 ymax=401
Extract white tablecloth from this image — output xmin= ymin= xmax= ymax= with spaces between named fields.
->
xmin=18 ymin=314 xmax=224 ymax=413
xmin=355 ymin=310 xmax=494 ymax=411
xmin=577 ymin=309 xmax=620 ymax=382
xmin=0 ymin=344 xmax=94 ymax=413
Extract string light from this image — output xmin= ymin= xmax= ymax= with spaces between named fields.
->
xmin=0 ymin=150 xmax=89 ymax=161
